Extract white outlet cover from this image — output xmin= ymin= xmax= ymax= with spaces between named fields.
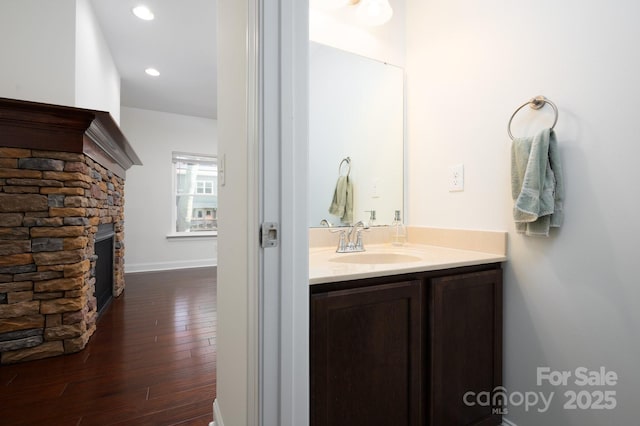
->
xmin=449 ymin=164 xmax=464 ymax=192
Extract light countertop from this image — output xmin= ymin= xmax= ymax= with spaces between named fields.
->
xmin=309 ymin=226 xmax=507 ymax=285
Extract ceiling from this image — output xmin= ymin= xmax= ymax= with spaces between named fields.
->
xmin=90 ymin=0 xmax=217 ymax=119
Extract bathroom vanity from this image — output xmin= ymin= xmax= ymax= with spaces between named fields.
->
xmin=309 ymin=228 xmax=507 ymax=426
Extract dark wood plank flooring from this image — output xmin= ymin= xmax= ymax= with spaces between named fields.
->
xmin=1 ymin=267 xmax=217 ymax=426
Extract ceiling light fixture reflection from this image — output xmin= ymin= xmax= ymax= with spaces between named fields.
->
xmin=356 ymin=0 xmax=393 ymax=26
xmin=132 ymin=5 xmax=154 ymax=21
xmin=145 ymin=68 xmax=160 ymax=77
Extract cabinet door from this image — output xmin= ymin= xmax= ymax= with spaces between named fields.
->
xmin=311 ymin=280 xmax=423 ymax=426
xmin=430 ymin=269 xmax=502 ymax=426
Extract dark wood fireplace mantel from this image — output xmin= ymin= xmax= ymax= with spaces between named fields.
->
xmin=0 ymin=97 xmax=142 ymax=177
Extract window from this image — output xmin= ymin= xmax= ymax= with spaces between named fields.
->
xmin=172 ymin=152 xmax=217 ymax=236
xmin=196 ymin=180 xmax=214 ymax=194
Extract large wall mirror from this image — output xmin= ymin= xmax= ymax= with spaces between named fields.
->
xmin=309 ymin=42 xmax=404 ymax=227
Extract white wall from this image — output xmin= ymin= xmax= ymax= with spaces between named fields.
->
xmin=406 ymin=0 xmax=640 ymax=424
xmin=120 ymin=107 xmax=218 ymax=273
xmin=75 ymin=0 xmax=121 ymax=123
xmin=0 ymin=0 xmax=76 ymax=106
xmin=214 ymin=0 xmax=250 ymax=422
xmin=0 ymin=0 xmax=120 ymax=122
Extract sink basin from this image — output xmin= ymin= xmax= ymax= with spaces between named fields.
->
xmin=329 ymin=252 xmax=422 ymax=265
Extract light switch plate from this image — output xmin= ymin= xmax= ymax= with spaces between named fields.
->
xmin=371 ymin=178 xmax=380 ymax=198
xmin=219 ymin=153 xmax=226 ymax=187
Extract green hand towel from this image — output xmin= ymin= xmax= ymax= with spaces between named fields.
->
xmin=511 ymin=128 xmax=564 ymax=236
xmin=328 ymin=175 xmax=354 ymax=224
xmin=547 ymin=132 xmax=564 ymax=227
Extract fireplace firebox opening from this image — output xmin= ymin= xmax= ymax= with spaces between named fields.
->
xmin=95 ymin=223 xmax=115 ymax=317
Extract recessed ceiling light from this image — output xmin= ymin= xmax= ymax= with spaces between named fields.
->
xmin=145 ymin=68 xmax=160 ymax=77
xmin=132 ymin=6 xmax=154 ymax=21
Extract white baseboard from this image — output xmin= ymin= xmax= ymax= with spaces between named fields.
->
xmin=124 ymin=258 xmax=217 ymax=273
xmin=213 ymin=398 xmax=224 ymax=426
xmin=502 ymin=418 xmax=518 ymax=426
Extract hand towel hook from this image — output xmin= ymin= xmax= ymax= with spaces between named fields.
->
xmin=339 ymin=157 xmax=351 ymax=177
xmin=508 ymin=96 xmax=559 ymax=140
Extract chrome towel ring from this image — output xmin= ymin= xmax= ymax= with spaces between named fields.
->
xmin=339 ymin=157 xmax=351 ymax=177
xmin=508 ymin=96 xmax=558 ymax=140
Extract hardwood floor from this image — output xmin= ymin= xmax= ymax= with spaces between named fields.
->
xmin=0 ymin=267 xmax=217 ymax=426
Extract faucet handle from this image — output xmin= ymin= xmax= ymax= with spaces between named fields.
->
xmin=337 ymin=230 xmax=347 ymax=252
xmin=355 ymin=230 xmax=364 ymax=250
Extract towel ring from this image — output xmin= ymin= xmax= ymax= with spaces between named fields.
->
xmin=339 ymin=157 xmax=351 ymax=177
xmin=507 ymin=96 xmax=559 ymax=141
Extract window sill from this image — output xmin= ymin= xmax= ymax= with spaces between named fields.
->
xmin=166 ymin=232 xmax=218 ymax=240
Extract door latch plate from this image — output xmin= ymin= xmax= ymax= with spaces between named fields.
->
xmin=260 ymin=222 xmax=279 ymax=248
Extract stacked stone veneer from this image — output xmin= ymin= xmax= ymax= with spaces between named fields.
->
xmin=0 ymin=147 xmax=125 ymax=364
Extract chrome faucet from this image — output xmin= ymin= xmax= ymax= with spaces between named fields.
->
xmin=335 ymin=221 xmax=368 ymax=253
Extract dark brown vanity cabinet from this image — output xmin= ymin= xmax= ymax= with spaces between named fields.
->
xmin=311 ymin=279 xmax=424 ymax=426
xmin=310 ymin=265 xmax=502 ymax=426
xmin=429 ymin=269 xmax=503 ymax=425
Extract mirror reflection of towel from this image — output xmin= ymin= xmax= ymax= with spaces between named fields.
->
xmin=328 ymin=175 xmax=353 ymax=224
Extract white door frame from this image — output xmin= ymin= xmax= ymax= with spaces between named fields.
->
xmin=247 ymin=0 xmax=309 ymax=425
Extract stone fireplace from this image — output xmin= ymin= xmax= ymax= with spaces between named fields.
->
xmin=0 ymin=98 xmax=141 ymax=364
